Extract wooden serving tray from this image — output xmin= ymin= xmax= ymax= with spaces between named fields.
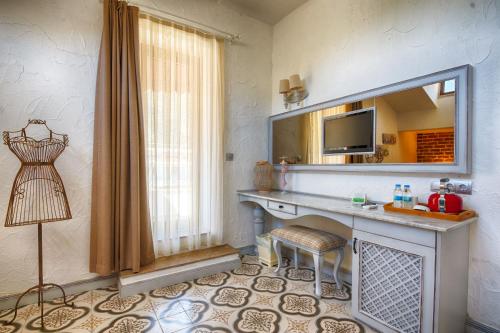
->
xmin=383 ymin=202 xmax=476 ymax=222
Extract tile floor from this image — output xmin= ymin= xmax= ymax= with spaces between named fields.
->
xmin=0 ymin=255 xmax=375 ymax=332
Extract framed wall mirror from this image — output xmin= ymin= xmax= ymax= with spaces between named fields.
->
xmin=270 ymin=65 xmax=471 ymax=173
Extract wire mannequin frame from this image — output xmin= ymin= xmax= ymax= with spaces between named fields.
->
xmin=3 ymin=119 xmax=74 ymax=328
xmin=3 ymin=119 xmax=72 ymax=227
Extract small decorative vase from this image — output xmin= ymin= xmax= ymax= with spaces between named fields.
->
xmin=254 ymin=160 xmax=273 ymax=193
xmin=280 ymin=159 xmax=288 ymax=192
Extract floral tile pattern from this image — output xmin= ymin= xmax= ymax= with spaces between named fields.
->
xmin=315 ymin=316 xmax=365 ymax=333
xmin=149 ymin=282 xmax=192 ymax=300
xmin=25 ymin=304 xmax=90 ymax=332
xmin=97 ymin=312 xmax=162 ymax=333
xmin=194 ymin=273 xmax=230 ymax=287
xmin=284 ymin=267 xmax=315 ymax=281
xmin=231 ymin=263 xmax=262 ymax=276
xmin=0 ymin=311 xmax=21 ymax=333
xmin=278 ymin=293 xmax=320 ymax=317
xmin=94 ymin=292 xmax=146 ymax=315
xmin=321 ymin=281 xmax=351 ymax=301
xmin=251 ymin=276 xmax=287 ymax=294
xmin=0 ymin=255 xmax=374 ymax=333
xmin=211 ymin=287 xmax=252 ymax=308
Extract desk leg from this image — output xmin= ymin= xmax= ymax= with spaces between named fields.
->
xmin=313 ymin=253 xmax=322 ymax=297
xmin=273 ymin=239 xmax=282 ymax=273
xmin=253 ymin=206 xmax=264 ymax=239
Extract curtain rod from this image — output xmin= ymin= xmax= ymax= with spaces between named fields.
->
xmin=127 ymin=2 xmax=240 ymax=41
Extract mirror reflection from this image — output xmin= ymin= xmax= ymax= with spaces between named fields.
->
xmin=272 ymin=79 xmax=456 ymax=165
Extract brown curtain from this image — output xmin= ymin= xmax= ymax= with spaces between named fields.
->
xmin=90 ymin=0 xmax=155 ymax=276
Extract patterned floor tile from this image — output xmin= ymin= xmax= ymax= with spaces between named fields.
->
xmin=188 ymin=286 xmax=213 ymax=299
xmin=278 ymin=293 xmax=321 ymax=317
xmin=288 ymin=281 xmax=312 ymax=294
xmin=320 ymin=281 xmax=351 ymax=301
xmin=231 ymin=262 xmax=263 ymax=276
xmin=182 ymin=299 xmax=210 ymax=323
xmin=232 ymin=306 xmax=282 ymax=333
xmin=93 ymin=291 xmax=148 ymax=315
xmin=2 ymin=255 xmax=372 ymax=333
xmin=193 ymin=273 xmax=230 ymax=287
xmin=251 ymin=276 xmax=287 ymax=294
xmin=71 ymin=313 xmax=109 ymax=332
xmin=283 ymin=317 xmax=312 ymax=333
xmin=252 ymin=293 xmax=277 ymax=307
xmin=4 ymin=304 xmax=39 ymax=325
xmin=49 ymin=290 xmax=92 ymax=308
xmin=322 ymin=301 xmax=350 ymax=316
xmin=0 ymin=308 xmax=18 ymax=328
xmin=154 ymin=298 xmax=186 ymax=319
xmin=284 ymin=267 xmax=315 ymax=282
xmin=24 ymin=304 xmax=91 ymax=332
xmin=0 ymin=314 xmax=22 ymax=333
xmin=158 ymin=310 xmax=193 ymax=333
xmin=241 ymin=255 xmax=260 ymax=265
xmin=90 ymin=288 xmax=116 ymax=305
xmin=315 ymin=316 xmax=365 ymax=333
xmin=226 ymin=274 xmax=252 ymax=287
xmin=210 ymin=287 xmax=252 ymax=308
xmin=174 ymin=321 xmax=233 ymax=333
xmin=206 ymin=308 xmax=236 ymax=326
xmin=149 ymin=282 xmax=192 ymax=303
xmin=94 ymin=311 xmax=162 ymax=333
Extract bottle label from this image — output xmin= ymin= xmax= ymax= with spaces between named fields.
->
xmin=403 ymin=197 xmax=412 ymax=202
xmin=394 ymin=195 xmax=402 ymax=201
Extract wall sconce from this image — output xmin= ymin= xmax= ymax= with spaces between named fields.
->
xmin=279 ymin=74 xmax=309 ymax=109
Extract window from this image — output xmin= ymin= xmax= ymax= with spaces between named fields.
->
xmin=440 ymin=79 xmax=456 ymax=96
xmin=139 ymin=15 xmax=224 ymax=257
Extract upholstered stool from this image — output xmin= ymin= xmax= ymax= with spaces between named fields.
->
xmin=270 ymin=225 xmax=346 ymax=297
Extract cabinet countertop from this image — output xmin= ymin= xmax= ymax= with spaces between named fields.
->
xmin=237 ymin=190 xmax=476 ymax=233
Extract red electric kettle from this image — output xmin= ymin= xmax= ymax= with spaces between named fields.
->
xmin=428 ymin=178 xmax=463 ymax=213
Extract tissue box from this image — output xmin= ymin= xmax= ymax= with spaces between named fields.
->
xmin=256 ymin=233 xmax=278 ymax=267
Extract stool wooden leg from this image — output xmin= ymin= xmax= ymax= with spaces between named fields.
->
xmin=273 ymin=239 xmax=282 ymax=273
xmin=313 ymin=253 xmax=322 ymax=297
xmin=294 ymin=247 xmax=299 ymax=269
xmin=333 ymin=248 xmax=344 ymax=289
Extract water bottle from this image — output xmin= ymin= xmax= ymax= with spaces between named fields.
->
xmin=393 ymin=184 xmax=403 ymax=208
xmin=403 ymin=185 xmax=413 ymax=209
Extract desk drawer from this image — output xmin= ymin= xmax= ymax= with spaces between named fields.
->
xmin=267 ymin=200 xmax=297 ymax=215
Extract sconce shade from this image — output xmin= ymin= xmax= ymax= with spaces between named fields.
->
xmin=279 ymin=79 xmax=290 ymax=94
xmin=289 ymin=74 xmax=302 ymax=90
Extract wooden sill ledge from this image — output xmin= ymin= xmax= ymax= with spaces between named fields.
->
xmin=120 ymin=244 xmax=239 ymax=278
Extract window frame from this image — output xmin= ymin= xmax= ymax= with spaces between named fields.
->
xmin=440 ymin=79 xmax=456 ymax=96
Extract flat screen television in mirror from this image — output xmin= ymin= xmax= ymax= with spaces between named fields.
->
xmin=323 ymin=107 xmax=375 ymax=155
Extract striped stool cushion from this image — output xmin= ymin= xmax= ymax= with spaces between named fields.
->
xmin=270 ymin=225 xmax=346 ymax=252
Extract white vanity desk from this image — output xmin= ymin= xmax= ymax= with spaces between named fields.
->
xmin=238 ymin=189 xmax=477 ymax=333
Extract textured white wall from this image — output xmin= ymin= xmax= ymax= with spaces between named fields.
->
xmin=0 ymin=0 xmax=101 ymax=297
xmin=0 ymin=0 xmax=272 ymax=296
xmin=272 ymin=0 xmax=500 ymax=328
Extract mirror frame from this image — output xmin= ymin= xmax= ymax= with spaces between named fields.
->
xmin=268 ymin=65 xmax=472 ymax=174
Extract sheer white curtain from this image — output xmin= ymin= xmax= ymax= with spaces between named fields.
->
xmin=139 ymin=15 xmax=224 ymax=257
xmin=305 ymin=106 xmax=346 ymax=164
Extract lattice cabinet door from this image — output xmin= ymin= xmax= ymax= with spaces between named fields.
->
xmin=352 ymin=229 xmax=436 ymax=333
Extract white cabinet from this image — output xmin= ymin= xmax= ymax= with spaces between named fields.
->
xmin=351 ymin=217 xmax=470 ymax=333
xmin=352 ymin=229 xmax=436 ymax=333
